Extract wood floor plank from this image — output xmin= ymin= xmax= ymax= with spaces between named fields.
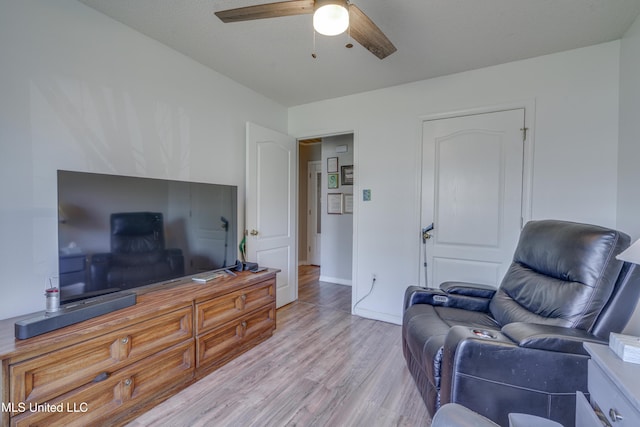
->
xmin=298 ymin=266 xmax=352 ymax=313
xmin=126 ymin=266 xmax=431 ymax=426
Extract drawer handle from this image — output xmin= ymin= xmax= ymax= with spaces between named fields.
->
xmin=124 ymin=378 xmax=132 ymax=387
xmin=609 ymin=408 xmax=623 ymax=422
xmin=236 ymin=294 xmax=248 ymax=310
xmin=92 ymin=372 xmax=110 ymax=383
xmin=242 ymin=321 xmax=248 ymax=329
xmin=121 ymin=337 xmax=129 ymax=344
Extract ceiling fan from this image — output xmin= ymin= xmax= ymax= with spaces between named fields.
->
xmin=215 ymin=0 xmax=396 ymax=59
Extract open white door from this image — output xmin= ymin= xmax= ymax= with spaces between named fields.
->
xmin=246 ymin=122 xmax=297 ymax=307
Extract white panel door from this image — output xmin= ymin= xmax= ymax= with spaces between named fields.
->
xmin=421 ymin=109 xmax=525 ymax=288
xmin=246 ymin=122 xmax=297 ymax=307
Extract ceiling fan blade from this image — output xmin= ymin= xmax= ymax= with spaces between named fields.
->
xmin=348 ymin=4 xmax=396 ymax=60
xmin=215 ymin=0 xmax=314 ymax=23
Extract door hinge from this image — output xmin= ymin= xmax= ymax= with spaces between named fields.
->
xmin=520 ymin=127 xmax=529 ymax=141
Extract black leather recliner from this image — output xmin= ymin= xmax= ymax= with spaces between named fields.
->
xmin=90 ymin=212 xmax=184 ymax=291
xmin=402 ymin=220 xmax=640 ymax=426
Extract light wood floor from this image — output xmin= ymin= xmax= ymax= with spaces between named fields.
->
xmin=126 ymin=266 xmax=431 ymax=427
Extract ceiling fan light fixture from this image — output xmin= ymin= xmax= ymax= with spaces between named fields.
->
xmin=313 ymin=0 xmax=349 ymax=36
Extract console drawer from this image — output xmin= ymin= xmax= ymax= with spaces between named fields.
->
xmin=196 ymin=279 xmax=275 ymax=335
xmin=197 ymin=305 xmax=275 ymax=372
xmin=11 ymin=341 xmax=195 ymax=427
xmin=575 ymin=391 xmax=605 ymax=427
xmin=588 ymin=359 xmax=640 ymax=426
xmin=10 ymin=306 xmax=192 ymax=404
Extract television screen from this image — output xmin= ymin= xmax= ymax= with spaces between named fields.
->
xmin=57 ymin=170 xmax=238 ymax=303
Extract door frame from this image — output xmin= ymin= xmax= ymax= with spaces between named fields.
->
xmin=295 ymin=129 xmax=358 ymax=310
xmin=418 ymin=100 xmax=535 ymax=281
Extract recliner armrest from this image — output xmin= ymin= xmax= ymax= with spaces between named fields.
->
xmin=165 ymin=248 xmax=183 ymax=257
xmin=404 ymin=284 xmax=493 ymax=313
xmin=440 ymin=281 xmax=497 ymax=299
xmin=501 ymin=322 xmax=608 ymax=355
xmin=440 ymin=325 xmax=591 ymax=415
xmin=89 ymin=253 xmax=112 ymax=291
xmin=90 ymin=252 xmax=112 ymax=264
xmin=164 ymin=248 xmax=185 ymax=276
xmin=403 ymin=286 xmax=448 ymax=309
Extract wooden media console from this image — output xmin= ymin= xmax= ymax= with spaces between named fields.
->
xmin=0 ymin=269 xmax=277 ymax=426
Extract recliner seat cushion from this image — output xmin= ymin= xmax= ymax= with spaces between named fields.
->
xmin=107 ymin=262 xmax=174 ymax=288
xmin=112 ymin=250 xmax=164 ymax=267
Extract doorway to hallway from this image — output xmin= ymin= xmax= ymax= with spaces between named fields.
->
xmin=298 ymin=134 xmax=354 ymax=287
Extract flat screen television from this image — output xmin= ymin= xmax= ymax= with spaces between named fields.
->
xmin=57 ymin=170 xmax=238 ymax=303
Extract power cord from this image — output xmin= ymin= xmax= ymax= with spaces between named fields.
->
xmin=353 ymin=275 xmax=377 ymax=311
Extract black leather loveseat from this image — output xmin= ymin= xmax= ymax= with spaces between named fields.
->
xmin=402 ymin=220 xmax=640 ymax=426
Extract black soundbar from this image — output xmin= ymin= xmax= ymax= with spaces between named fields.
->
xmin=14 ymin=292 xmax=136 ymax=339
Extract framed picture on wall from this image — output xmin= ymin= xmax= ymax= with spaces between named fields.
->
xmin=327 ymin=157 xmax=338 ymax=173
xmin=341 ymin=165 xmax=354 ymax=185
xmin=328 ymin=173 xmax=339 ymax=189
xmin=327 ymin=193 xmax=343 ymax=214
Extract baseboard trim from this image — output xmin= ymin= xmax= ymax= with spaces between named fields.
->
xmin=319 ymin=275 xmax=352 ymax=286
xmin=353 ymin=306 xmax=401 ymax=325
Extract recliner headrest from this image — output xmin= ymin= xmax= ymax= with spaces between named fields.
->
xmin=111 ymin=212 xmax=163 ymax=236
xmin=513 ymin=219 xmax=628 ymax=288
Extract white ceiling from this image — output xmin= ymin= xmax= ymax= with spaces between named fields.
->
xmin=78 ymin=0 xmax=640 ymax=107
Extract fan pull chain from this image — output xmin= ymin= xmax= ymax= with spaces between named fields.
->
xmin=346 ymin=24 xmax=353 ymax=49
xmin=312 ymin=29 xmax=317 ymax=59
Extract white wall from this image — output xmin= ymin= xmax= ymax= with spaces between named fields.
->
xmin=289 ymin=42 xmax=621 ymax=324
xmin=617 ymin=14 xmax=640 ymax=335
xmin=320 ymin=135 xmax=353 ymax=285
xmin=617 ymin=15 xmax=640 ymax=240
xmin=0 ymin=0 xmax=287 ymax=320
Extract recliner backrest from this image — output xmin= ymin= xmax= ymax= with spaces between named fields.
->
xmin=110 ymin=212 xmax=165 ymax=254
xmin=489 ymin=220 xmax=630 ymax=331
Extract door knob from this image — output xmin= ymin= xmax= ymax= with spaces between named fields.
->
xmin=609 ymin=408 xmax=623 ymax=422
xmin=250 ymin=229 xmax=259 ymax=236
xmin=422 ymin=223 xmax=435 ymax=242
